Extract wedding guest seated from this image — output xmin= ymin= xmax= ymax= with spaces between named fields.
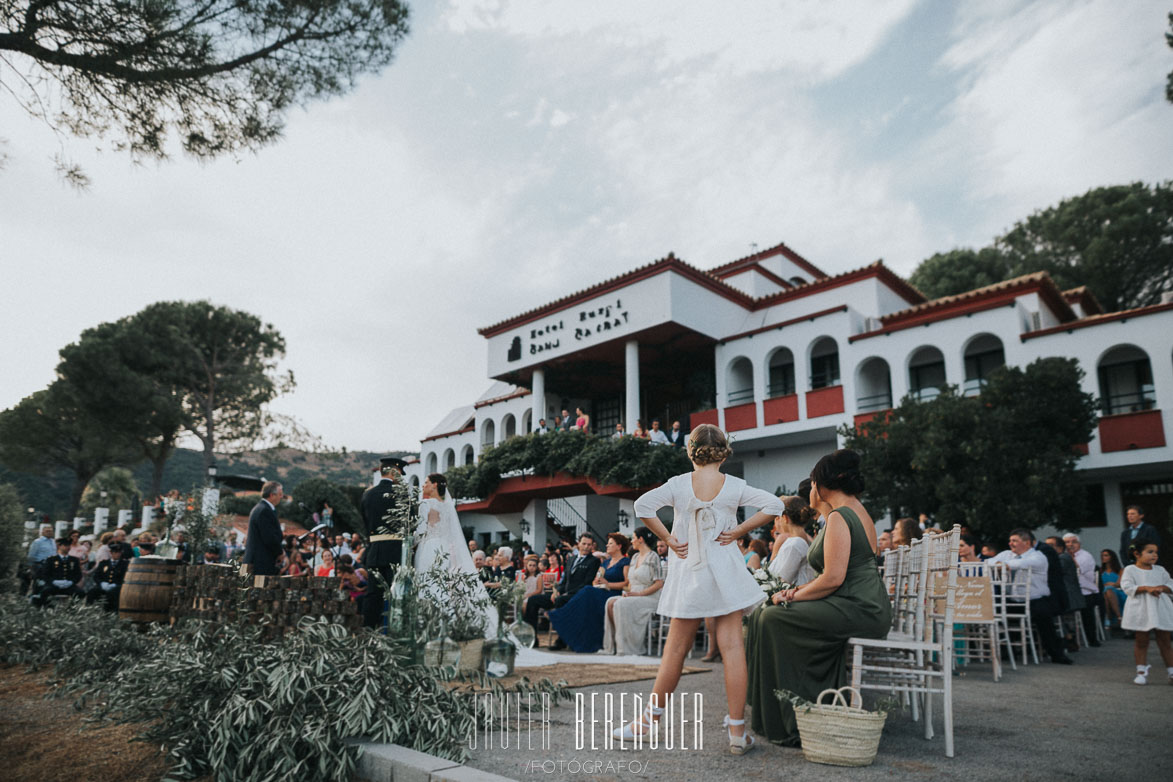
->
xmin=521 ymin=555 xmax=543 ymax=613
xmin=981 ymin=543 xmax=1000 ymax=559
xmin=86 ymin=542 xmax=129 ymax=610
xmin=656 ymin=539 xmax=669 ymax=565
xmin=769 ymin=496 xmax=817 ymax=586
xmin=33 ymin=538 xmax=84 ymax=606
xmin=203 ymin=546 xmax=222 ymax=564
xmin=891 ymin=517 xmax=922 ymax=548
xmin=315 ymin=549 xmax=335 ymax=577
xmin=1100 ymin=549 xmax=1127 ymax=630
xmin=959 ymin=533 xmax=982 ymax=563
xmin=523 ymin=534 xmax=601 ymax=636
xmin=483 ymin=547 xmax=517 ymax=593
xmin=746 ymin=449 xmax=891 ymax=746
xmin=1064 ymin=534 xmax=1102 ymax=647
xmin=549 ymin=533 xmax=630 ymax=652
xmin=544 ymin=550 xmax=564 ymax=582
xmin=603 ymin=527 xmax=664 ymax=655
xmin=473 ymin=550 xmax=495 ymax=586
xmin=990 ymin=529 xmax=1073 ymax=664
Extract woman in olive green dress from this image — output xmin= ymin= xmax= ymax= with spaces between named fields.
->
xmin=746 ymin=449 xmax=891 ymax=746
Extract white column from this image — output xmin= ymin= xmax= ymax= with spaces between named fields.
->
xmin=625 ymin=339 xmax=640 ymax=431
xmin=531 ymin=367 xmax=546 ymax=432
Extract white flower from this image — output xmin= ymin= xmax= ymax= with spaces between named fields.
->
xmin=752 ymin=569 xmax=768 ymax=582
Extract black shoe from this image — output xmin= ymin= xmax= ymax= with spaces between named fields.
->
xmin=550 ymin=638 xmax=567 ymax=651
xmin=1051 ymin=655 xmax=1074 ymax=665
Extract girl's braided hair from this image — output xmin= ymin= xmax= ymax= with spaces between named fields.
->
xmin=687 ymin=423 xmax=733 ymax=466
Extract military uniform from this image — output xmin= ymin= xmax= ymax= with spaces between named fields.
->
xmin=87 ymin=557 xmax=129 ymax=610
xmin=360 ymin=457 xmax=413 ymax=629
xmin=33 ymin=553 xmax=83 ymax=606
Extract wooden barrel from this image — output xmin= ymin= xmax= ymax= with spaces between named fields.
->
xmin=119 ymin=557 xmax=183 ymax=623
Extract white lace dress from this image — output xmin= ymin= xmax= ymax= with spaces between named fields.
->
xmin=634 ymin=473 xmax=783 ymax=618
xmin=1120 ymin=564 xmax=1173 ymax=631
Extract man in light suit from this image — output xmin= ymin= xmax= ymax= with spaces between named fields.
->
xmin=523 ymin=533 xmax=601 ymax=647
xmin=243 ymin=481 xmax=284 ymax=576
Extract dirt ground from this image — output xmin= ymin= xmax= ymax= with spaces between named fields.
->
xmin=0 ymin=665 xmax=170 ymax=782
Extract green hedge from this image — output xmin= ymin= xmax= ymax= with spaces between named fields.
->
xmin=446 ymin=430 xmax=691 ymax=500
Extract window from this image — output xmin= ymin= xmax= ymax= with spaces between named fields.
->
xmin=963 ymin=335 xmax=1005 ymax=396
xmin=595 ymin=398 xmax=621 ymax=432
xmin=1098 ymin=359 xmax=1155 ymax=414
xmin=767 ymin=349 xmax=795 ymax=397
xmin=726 ymin=357 xmax=754 ymax=404
xmin=908 ymin=346 xmax=945 ymax=401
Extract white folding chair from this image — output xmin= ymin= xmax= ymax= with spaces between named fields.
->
xmin=1001 ymin=565 xmax=1039 ymax=665
xmin=952 ymin=561 xmax=1008 ymax=681
xmin=849 ymin=528 xmax=961 ymax=757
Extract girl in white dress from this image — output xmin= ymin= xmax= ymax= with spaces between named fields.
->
xmin=1120 ymin=541 xmax=1173 ymax=685
xmin=768 ymin=495 xmax=817 ymax=587
xmin=613 ymin=424 xmax=785 ymax=754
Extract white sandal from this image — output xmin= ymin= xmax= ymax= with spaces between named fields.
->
xmin=1133 ymin=664 xmax=1150 ymax=685
xmin=724 ymin=715 xmax=755 ymax=755
xmin=612 ymin=704 xmax=663 ymax=744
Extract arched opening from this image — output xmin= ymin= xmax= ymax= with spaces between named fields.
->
xmin=725 ymin=357 xmax=754 ymax=405
xmin=410 ymin=475 xmax=420 ymax=495
xmin=522 ymin=409 xmax=532 ymax=434
xmin=481 ymin=419 xmax=496 ymax=448
xmin=809 ymin=337 xmax=840 ymax=390
xmin=443 ymin=448 xmax=455 ymax=471
xmin=461 ymin=444 xmax=474 ymax=465
xmin=856 ymin=357 xmax=892 ymax=412
xmin=425 ymin=452 xmax=438 ymax=474
xmin=1098 ymin=345 xmax=1155 ymax=414
xmin=963 ymin=334 xmax=1005 ymax=395
xmin=766 ymin=347 xmax=796 ymax=398
xmin=908 ymin=346 xmax=946 ymax=401
xmin=502 ymin=413 xmax=517 ymax=439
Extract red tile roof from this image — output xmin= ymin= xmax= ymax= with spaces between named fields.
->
xmin=708 ymin=241 xmax=827 ymax=280
xmin=1061 ymin=286 xmax=1104 ymax=316
xmin=1021 ymin=300 xmax=1173 ymax=340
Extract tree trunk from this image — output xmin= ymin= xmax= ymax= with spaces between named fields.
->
xmin=148 ymin=454 xmax=167 ymax=500
xmin=67 ymin=474 xmax=89 ymax=520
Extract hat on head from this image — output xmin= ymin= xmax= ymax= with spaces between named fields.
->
xmin=379 ymin=456 xmax=409 ymax=474
xmin=342 ymin=532 xmax=352 ymax=540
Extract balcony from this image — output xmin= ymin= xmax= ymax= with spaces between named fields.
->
xmin=690 ymin=408 xmax=719 ymax=429
xmin=806 ymin=385 xmax=845 ymax=418
xmin=853 ymin=409 xmax=892 ymax=428
xmin=763 ymin=393 xmax=799 ymax=424
xmin=724 ymin=402 xmax=758 ymax=432
xmin=1098 ymin=409 xmax=1166 ymax=453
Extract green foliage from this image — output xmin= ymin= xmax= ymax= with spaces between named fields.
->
xmin=447 ymin=431 xmax=691 ymax=500
xmin=0 ymin=382 xmax=140 ymax=517
xmin=218 ymin=493 xmax=259 ymax=517
xmin=288 ymin=478 xmax=363 ymax=534
xmin=908 ymin=182 xmax=1173 ymax=312
xmin=843 ymin=358 xmax=1098 ymax=543
xmin=908 ymin=247 xmax=1014 ymax=300
xmin=0 ymin=0 xmax=412 ymax=175
xmin=0 ymin=596 xmax=569 ymax=782
xmin=78 ymin=467 xmax=140 ymax=518
xmin=417 ymin=553 xmax=490 ymax=641
xmin=0 ymin=484 xmax=25 ymax=591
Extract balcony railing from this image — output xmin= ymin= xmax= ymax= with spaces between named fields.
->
xmin=767 ymin=381 xmax=796 ymax=398
xmin=1102 ymin=390 xmax=1156 ymax=416
xmin=727 ymin=387 xmax=755 ymax=405
xmin=911 ymin=386 xmax=941 ymax=402
xmin=856 ymin=391 xmax=893 ymax=413
xmin=963 ymin=378 xmax=986 ymax=397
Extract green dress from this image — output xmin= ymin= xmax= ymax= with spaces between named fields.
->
xmin=745 ymin=506 xmax=891 ymax=746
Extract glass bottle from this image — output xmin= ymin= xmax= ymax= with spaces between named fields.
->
xmin=424 ymin=617 xmax=461 ymax=669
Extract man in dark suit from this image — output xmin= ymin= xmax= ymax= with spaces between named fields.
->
xmin=87 ymin=542 xmax=130 ymax=610
xmin=667 ymin=420 xmax=686 ymax=448
xmin=32 ymin=538 xmax=84 ymax=606
xmin=243 ymin=481 xmax=284 ymax=576
xmin=360 ymin=456 xmax=410 ymax=629
xmin=523 ymin=533 xmax=601 ymax=648
xmin=1120 ymin=505 xmax=1161 ymax=567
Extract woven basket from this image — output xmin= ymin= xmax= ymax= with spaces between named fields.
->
xmin=456 ymin=639 xmax=485 ymax=673
xmin=793 ymin=687 xmax=886 ymax=767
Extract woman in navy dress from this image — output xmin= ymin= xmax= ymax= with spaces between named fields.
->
xmin=550 ymin=533 xmax=631 ymax=652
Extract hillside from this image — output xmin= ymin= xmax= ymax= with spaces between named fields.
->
xmin=0 ymin=446 xmax=417 ymax=517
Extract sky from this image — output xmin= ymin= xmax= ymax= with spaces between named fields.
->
xmin=2 ymin=0 xmax=1172 ymax=453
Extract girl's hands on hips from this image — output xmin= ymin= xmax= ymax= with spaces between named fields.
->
xmin=716 ymin=526 xmax=742 ymax=546
xmin=665 ymin=535 xmax=687 ymax=559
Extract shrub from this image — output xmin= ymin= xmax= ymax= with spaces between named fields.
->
xmin=0 ymin=483 xmax=24 ymax=592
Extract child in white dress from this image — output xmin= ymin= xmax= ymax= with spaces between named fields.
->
xmin=1120 ymin=541 xmax=1173 ymax=685
xmin=613 ymin=424 xmax=785 ymax=754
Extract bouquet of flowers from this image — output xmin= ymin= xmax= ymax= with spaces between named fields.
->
xmin=751 ymin=568 xmax=795 ymax=604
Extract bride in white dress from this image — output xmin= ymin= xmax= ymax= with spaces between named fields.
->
xmin=413 ymin=472 xmax=498 ymax=640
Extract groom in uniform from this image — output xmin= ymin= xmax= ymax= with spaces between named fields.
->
xmin=361 ymin=456 xmax=410 ymax=629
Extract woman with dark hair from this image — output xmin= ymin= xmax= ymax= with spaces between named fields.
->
xmin=603 ymin=526 xmax=665 ymax=655
xmin=746 ymin=449 xmax=891 ymax=746
xmin=549 ymin=532 xmax=630 ymax=652
xmin=769 ymin=496 xmax=817 ymax=586
xmin=1101 ymin=549 xmax=1127 ymax=628
xmin=958 ymin=533 xmax=982 ymax=563
xmin=891 ymin=517 xmax=922 ymax=548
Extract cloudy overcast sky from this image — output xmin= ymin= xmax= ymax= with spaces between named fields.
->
xmin=3 ymin=0 xmax=1172 ymax=453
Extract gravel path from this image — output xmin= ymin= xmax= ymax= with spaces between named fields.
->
xmin=464 ymin=637 xmax=1173 ymax=781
